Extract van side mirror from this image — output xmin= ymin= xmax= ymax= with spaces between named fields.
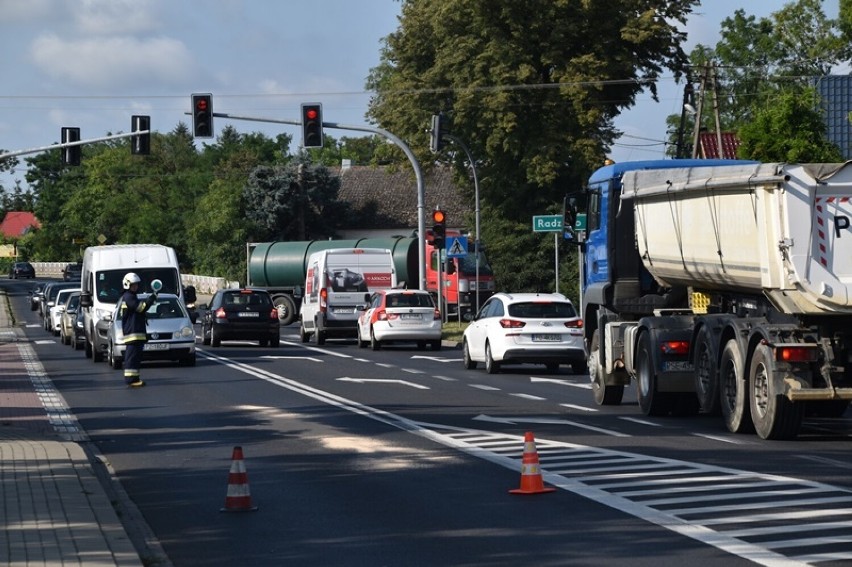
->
xmin=80 ymin=293 xmax=92 ymax=308
xmin=184 ymin=285 xmax=197 ymax=304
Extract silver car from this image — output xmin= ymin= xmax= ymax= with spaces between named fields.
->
xmin=106 ymin=293 xmax=196 ymax=369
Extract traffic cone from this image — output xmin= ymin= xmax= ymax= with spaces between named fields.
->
xmin=509 ymin=432 xmax=556 ymax=495
xmin=220 ymin=446 xmax=258 ymax=512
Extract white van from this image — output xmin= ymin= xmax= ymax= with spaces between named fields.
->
xmin=79 ymin=244 xmax=187 ymax=362
xmin=299 ymin=248 xmax=396 ymax=345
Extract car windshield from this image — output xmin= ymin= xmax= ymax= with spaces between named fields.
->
xmin=223 ymin=291 xmax=271 ymax=307
xmin=387 ymin=294 xmax=434 ymax=308
xmin=147 ymin=297 xmax=186 ymax=319
xmin=95 ymin=268 xmax=180 ymax=303
xmin=508 ymin=301 xmax=577 ymax=319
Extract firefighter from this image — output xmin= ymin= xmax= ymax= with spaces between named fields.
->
xmin=119 ymin=272 xmax=157 ymax=387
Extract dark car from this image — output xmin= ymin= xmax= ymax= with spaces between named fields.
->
xmin=62 ymin=262 xmax=83 ymax=282
xmin=9 ymin=261 xmax=36 ymax=279
xmin=201 ymin=288 xmax=280 ymax=347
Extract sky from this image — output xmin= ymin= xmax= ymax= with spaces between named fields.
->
xmin=0 ymin=0 xmax=832 ymax=191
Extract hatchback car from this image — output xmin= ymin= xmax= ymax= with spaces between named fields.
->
xmin=50 ymin=287 xmax=80 ymax=336
xmin=106 ymin=293 xmax=196 ymax=368
xmin=201 ymin=288 xmax=279 ymax=347
xmin=41 ymin=282 xmax=79 ymax=331
xmin=356 ymin=289 xmax=442 ymax=350
xmin=62 ymin=262 xmax=83 ymax=282
xmin=462 ymin=292 xmax=587 ymax=374
xmin=9 ymin=261 xmax=35 ymax=279
xmin=59 ymin=291 xmax=81 ymax=345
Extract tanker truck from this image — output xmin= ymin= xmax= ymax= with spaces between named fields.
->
xmin=569 ymin=159 xmax=852 ymax=440
xmin=247 ymin=234 xmax=495 ymax=326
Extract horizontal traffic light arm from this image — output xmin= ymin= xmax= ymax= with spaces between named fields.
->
xmin=0 ymin=130 xmax=151 ymax=160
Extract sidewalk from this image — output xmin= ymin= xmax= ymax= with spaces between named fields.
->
xmin=0 ymin=290 xmax=169 ymax=566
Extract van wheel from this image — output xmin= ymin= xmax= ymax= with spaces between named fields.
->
xmin=85 ymin=338 xmax=93 ymax=358
xmin=316 ymin=329 xmax=326 ymax=346
xmin=92 ymin=344 xmax=104 ymax=363
xmin=299 ymin=325 xmax=310 ymax=343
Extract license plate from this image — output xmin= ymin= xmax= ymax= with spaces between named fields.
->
xmin=663 ymin=361 xmax=692 ymax=372
xmin=144 ymin=343 xmax=169 ymax=351
xmin=333 ymin=307 xmax=354 ymax=314
xmin=532 ymin=334 xmax=560 ymax=342
xmin=237 ymin=312 xmax=260 ymax=317
xmin=400 ymin=313 xmax=421 ymax=320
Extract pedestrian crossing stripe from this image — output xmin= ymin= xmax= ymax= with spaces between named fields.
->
xmin=446 ymin=236 xmax=468 ymax=257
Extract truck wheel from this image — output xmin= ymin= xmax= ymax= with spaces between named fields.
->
xmin=694 ymin=326 xmax=721 ymax=415
xmin=485 ymin=342 xmax=500 ymax=374
xmin=463 ymin=340 xmax=476 ymax=370
xmin=719 ymin=339 xmax=753 ymax=434
xmin=749 ymin=344 xmax=803 ymax=440
xmin=273 ymin=295 xmax=297 ymax=326
xmin=636 ymin=331 xmax=673 ymax=416
xmin=590 ymin=329 xmax=623 ymax=405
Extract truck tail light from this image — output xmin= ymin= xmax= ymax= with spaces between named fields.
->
xmin=499 ymin=319 xmax=525 ymax=329
xmin=661 ymin=340 xmax=690 ymax=355
xmin=777 ymin=346 xmax=818 ymax=362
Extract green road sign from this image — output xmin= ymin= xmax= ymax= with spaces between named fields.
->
xmin=532 ymin=214 xmax=563 ymax=232
xmin=574 ymin=213 xmax=587 ymax=231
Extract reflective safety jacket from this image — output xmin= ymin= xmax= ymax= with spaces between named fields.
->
xmin=119 ymin=290 xmax=155 ymax=344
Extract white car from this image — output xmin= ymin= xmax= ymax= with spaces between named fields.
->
xmin=356 ymin=289 xmax=442 ymax=350
xmin=50 ymin=287 xmax=81 ymax=336
xmin=106 ymin=293 xmax=196 ymax=369
xmin=462 ymin=292 xmax=587 ymax=374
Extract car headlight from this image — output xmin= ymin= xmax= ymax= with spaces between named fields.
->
xmin=95 ymin=308 xmax=112 ymax=320
xmin=177 ymin=326 xmax=195 ymax=339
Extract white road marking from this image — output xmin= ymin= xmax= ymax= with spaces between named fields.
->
xmin=559 ymin=403 xmax=597 ymax=412
xmin=336 ymin=377 xmax=429 ymax=390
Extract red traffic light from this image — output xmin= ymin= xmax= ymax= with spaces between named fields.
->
xmin=305 ymin=108 xmax=318 ymax=120
xmin=195 ymin=98 xmax=208 ymax=111
xmin=432 ymin=209 xmax=446 ymax=223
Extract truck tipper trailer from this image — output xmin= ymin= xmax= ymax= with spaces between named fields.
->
xmin=572 ymin=159 xmax=852 ymax=439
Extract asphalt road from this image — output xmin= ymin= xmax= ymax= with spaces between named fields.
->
xmin=7 ymin=278 xmax=852 ymax=567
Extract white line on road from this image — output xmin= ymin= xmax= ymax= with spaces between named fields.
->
xmin=619 ymin=416 xmax=664 ymax=427
xmin=469 ymin=384 xmax=500 ymax=391
xmin=337 ymin=377 xmax=430 ymax=389
xmin=510 ymin=393 xmax=547 ymax=401
xmin=559 ymin=403 xmax=597 ymax=412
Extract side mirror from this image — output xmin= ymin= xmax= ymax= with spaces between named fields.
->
xmin=446 ymin=261 xmax=456 ymax=275
xmin=357 ymin=304 xmax=367 ymax=312
xmin=184 ymin=285 xmax=197 ymax=304
xmin=80 ymin=293 xmax=92 ymax=308
xmin=364 ymin=293 xmax=371 ymax=303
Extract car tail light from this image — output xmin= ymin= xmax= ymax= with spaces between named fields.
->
xmin=377 ymin=309 xmax=387 ymax=321
xmin=320 ymin=288 xmax=328 ymax=312
xmin=434 ymin=309 xmax=441 ymax=320
xmin=499 ymin=319 xmax=525 ymax=329
xmin=269 ymin=308 xmax=278 ymax=320
xmin=215 ymin=307 xmax=226 ymax=318
xmin=564 ymin=319 xmax=583 ymax=328
xmin=661 ymin=340 xmax=690 ymax=355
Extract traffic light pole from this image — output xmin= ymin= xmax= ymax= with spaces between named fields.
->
xmin=442 ymin=134 xmax=482 ymax=314
xmin=0 ymin=130 xmax=151 ymax=161
xmin=203 ymin=111 xmax=428 ymax=291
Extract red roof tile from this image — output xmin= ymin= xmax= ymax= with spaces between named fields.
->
xmin=0 ymin=211 xmax=40 ymax=238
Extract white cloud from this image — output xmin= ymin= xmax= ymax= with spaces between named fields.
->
xmin=75 ymin=0 xmax=160 ymax=35
xmin=30 ymin=33 xmax=194 ymax=88
xmin=0 ymin=0 xmax=55 ymax=22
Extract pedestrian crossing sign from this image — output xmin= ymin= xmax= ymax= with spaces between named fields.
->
xmin=446 ymin=236 xmax=468 ymax=257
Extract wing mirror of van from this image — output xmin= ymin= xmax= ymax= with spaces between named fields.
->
xmin=80 ymin=293 xmax=93 ymax=308
xmin=184 ymin=285 xmax=197 ymax=304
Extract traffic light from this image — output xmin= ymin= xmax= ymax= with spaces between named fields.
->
xmin=301 ymin=103 xmax=323 ymax=148
xmin=430 ymin=113 xmax=449 ymax=152
xmin=432 ymin=209 xmax=447 ymax=249
xmin=191 ymin=93 xmax=213 ymax=138
xmin=61 ymin=127 xmax=81 ymax=166
xmin=131 ymin=115 xmax=150 ymax=155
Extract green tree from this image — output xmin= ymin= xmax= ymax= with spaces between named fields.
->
xmin=737 ymin=88 xmax=842 ymax=162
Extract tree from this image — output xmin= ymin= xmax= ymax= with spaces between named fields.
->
xmin=737 ymin=88 xmax=843 ymax=162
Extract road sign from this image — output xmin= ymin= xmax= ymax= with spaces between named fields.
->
xmin=532 ymin=215 xmax=563 ymax=232
xmin=574 ymin=213 xmax=587 ymax=231
xmin=446 ymin=236 xmax=468 ymax=257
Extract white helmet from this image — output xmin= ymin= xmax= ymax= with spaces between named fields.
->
xmin=122 ymin=272 xmax=142 ymax=290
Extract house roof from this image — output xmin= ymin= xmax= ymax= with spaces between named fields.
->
xmin=698 ymin=132 xmax=741 ymax=159
xmin=0 ymin=211 xmax=40 ymax=238
xmin=336 ymin=165 xmax=471 ymax=229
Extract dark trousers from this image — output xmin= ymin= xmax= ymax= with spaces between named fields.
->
xmin=124 ymin=342 xmax=143 ymax=383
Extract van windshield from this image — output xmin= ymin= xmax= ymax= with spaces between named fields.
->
xmin=96 ymin=268 xmax=180 ymax=303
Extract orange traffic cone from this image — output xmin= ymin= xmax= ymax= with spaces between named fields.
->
xmin=221 ymin=446 xmax=258 ymax=512
xmin=509 ymin=431 xmax=556 ymax=495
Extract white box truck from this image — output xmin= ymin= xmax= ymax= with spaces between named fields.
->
xmin=298 ymin=247 xmax=396 ymax=345
xmin=79 ymin=244 xmax=187 ymax=362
